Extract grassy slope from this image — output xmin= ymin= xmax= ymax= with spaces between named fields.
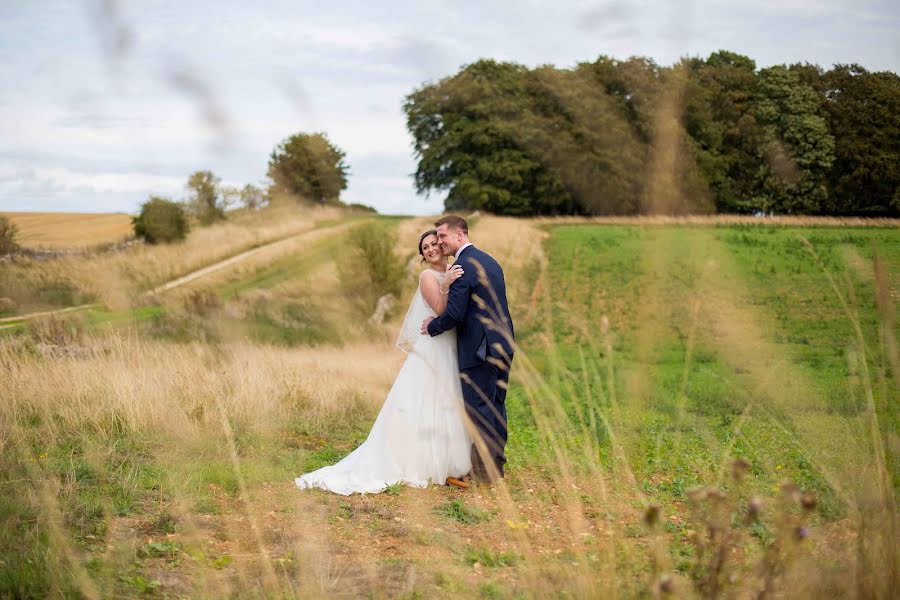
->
xmin=0 ymin=214 xmax=378 ymax=335
xmin=0 ymin=207 xmax=356 ymax=320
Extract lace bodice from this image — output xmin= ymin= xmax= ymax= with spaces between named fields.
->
xmin=422 ymin=268 xmax=446 ymax=283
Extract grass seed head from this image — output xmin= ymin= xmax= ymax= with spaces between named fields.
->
xmin=748 ymin=496 xmax=764 ymax=521
xmin=780 ymin=480 xmax=801 ymax=504
xmin=657 ymin=574 xmax=675 ymax=595
xmin=686 ymin=486 xmax=708 ymax=503
xmin=800 ymin=493 xmax=818 ymax=512
xmin=731 ymin=457 xmax=750 ymax=481
xmin=644 ymin=504 xmax=662 ymax=529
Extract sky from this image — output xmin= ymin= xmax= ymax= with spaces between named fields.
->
xmin=1 ymin=1 xmax=898 ymax=216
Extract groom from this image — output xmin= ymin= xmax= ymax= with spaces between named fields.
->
xmin=421 ymin=215 xmax=515 ymax=487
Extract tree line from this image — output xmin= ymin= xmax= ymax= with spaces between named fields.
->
xmin=404 ymin=51 xmax=900 ymax=217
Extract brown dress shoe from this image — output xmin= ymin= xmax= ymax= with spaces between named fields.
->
xmin=446 ymin=476 xmax=470 ymax=489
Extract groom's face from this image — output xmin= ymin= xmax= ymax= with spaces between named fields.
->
xmin=436 ymin=224 xmax=462 ymax=256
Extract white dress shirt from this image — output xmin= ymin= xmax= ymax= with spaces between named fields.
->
xmin=454 ymin=242 xmax=472 ymax=260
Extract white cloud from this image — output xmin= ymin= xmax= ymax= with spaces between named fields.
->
xmin=25 ymin=167 xmax=185 ymax=195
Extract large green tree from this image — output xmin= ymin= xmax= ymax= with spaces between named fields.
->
xmin=755 ymin=65 xmax=835 ymax=214
xmin=405 ymin=59 xmax=645 ymax=215
xmin=683 ymin=51 xmax=770 ymax=213
xmin=405 ymin=60 xmax=556 ymax=215
xmin=579 ymin=55 xmax=663 ymax=143
xmin=520 ymin=65 xmax=646 ymax=214
xmin=268 ymin=133 xmax=348 ymax=203
xmin=580 ymin=57 xmax=714 ymax=214
xmin=818 ymin=65 xmax=900 ymax=215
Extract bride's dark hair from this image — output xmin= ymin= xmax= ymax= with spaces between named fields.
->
xmin=418 ymin=229 xmax=438 ymax=262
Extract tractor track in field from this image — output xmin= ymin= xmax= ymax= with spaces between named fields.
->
xmin=0 ymin=220 xmax=360 ymax=330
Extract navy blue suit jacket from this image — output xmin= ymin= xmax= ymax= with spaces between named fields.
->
xmin=427 ymin=245 xmax=515 ymax=370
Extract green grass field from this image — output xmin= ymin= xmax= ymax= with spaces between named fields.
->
xmin=1 ymin=218 xmax=897 ymax=598
xmin=518 ymin=225 xmax=897 ymax=493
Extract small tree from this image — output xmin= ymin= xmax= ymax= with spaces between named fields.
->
xmin=268 ymin=132 xmax=348 ymax=203
xmin=187 ymin=170 xmax=225 ymax=224
xmin=0 ymin=215 xmax=20 ymax=256
xmin=220 ymin=185 xmax=241 ymax=212
xmin=133 ymin=196 xmax=189 ymax=244
xmin=240 ymin=183 xmax=267 ymax=210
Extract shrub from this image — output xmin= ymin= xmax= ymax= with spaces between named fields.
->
xmin=436 ymin=499 xmax=494 ymax=525
xmin=337 ymin=222 xmax=405 ymax=317
xmin=182 ymin=288 xmax=221 ymax=316
xmin=642 ymin=464 xmax=821 ymax=599
xmin=346 ymin=202 xmax=377 ymax=213
xmin=463 ymin=547 xmax=518 ymax=567
xmin=0 ymin=215 xmax=20 ymax=255
xmin=247 ymin=298 xmax=337 ymax=346
xmin=132 ymin=197 xmax=189 ymax=244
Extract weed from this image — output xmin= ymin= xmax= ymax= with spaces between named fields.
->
xmin=436 ymin=499 xmax=495 ymax=525
xmin=383 ymin=482 xmax=403 ymax=495
xmin=464 ymin=547 xmax=519 ymax=568
xmin=139 ymin=540 xmax=182 ymax=561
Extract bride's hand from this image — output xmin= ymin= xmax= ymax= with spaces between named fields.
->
xmin=446 ymin=264 xmax=464 ymax=284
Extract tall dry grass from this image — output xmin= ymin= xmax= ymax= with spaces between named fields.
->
xmin=0 ymin=335 xmax=405 ymax=597
xmin=0 ymin=337 xmax=400 ymax=443
xmin=798 ymin=237 xmax=898 ymax=598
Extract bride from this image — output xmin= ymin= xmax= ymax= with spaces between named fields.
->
xmin=295 ymin=230 xmax=472 ymax=495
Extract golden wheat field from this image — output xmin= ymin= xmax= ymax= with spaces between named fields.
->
xmin=0 ymin=212 xmax=135 ymax=249
xmin=0 ymin=208 xmax=897 ymax=598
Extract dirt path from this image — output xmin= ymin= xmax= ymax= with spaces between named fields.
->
xmin=0 ymin=220 xmax=359 ymax=329
xmin=0 ymin=303 xmax=103 ymax=327
xmin=146 ymin=220 xmax=357 ymax=295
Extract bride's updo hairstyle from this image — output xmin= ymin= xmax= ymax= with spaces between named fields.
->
xmin=418 ymin=229 xmax=438 ymax=262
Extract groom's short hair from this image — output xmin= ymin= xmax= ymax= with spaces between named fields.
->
xmin=434 ymin=215 xmax=468 ymax=234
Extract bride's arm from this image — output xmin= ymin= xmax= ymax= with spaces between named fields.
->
xmin=420 ymin=272 xmax=450 ymax=314
xmin=420 ymin=266 xmax=463 ymax=314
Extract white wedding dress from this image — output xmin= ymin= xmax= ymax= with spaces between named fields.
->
xmin=295 ymin=270 xmax=472 ymax=495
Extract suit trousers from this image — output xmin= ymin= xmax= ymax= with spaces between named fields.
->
xmin=460 ymin=360 xmax=510 ymax=482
